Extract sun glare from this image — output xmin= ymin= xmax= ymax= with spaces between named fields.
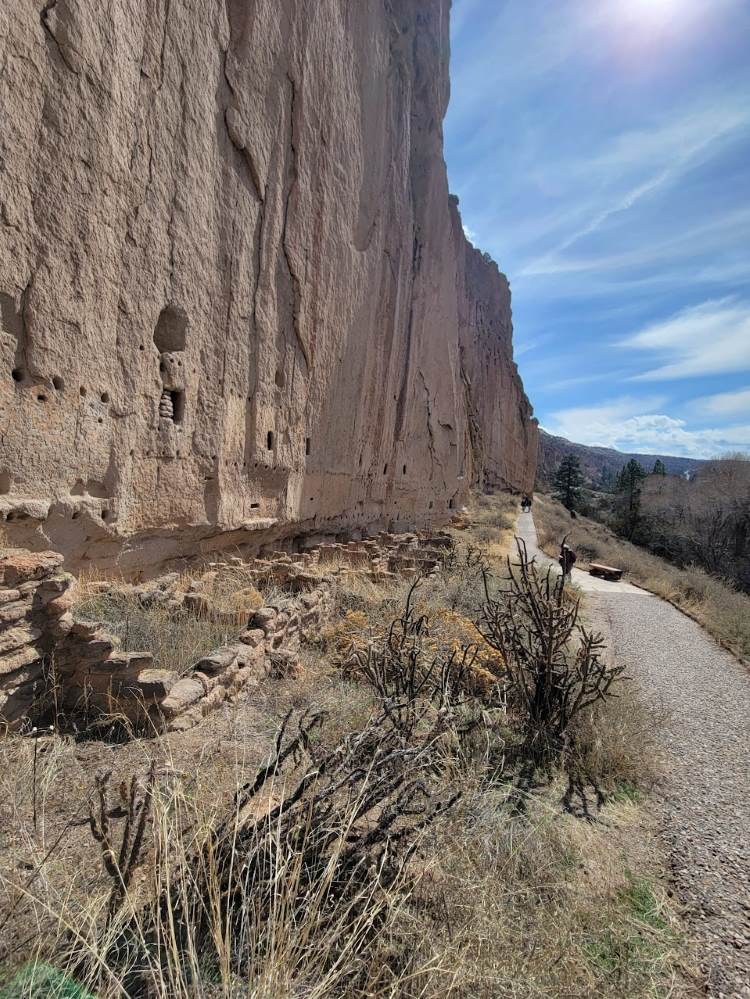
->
xmin=620 ymin=0 xmax=696 ymax=28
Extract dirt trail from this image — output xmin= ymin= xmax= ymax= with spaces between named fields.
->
xmin=516 ymin=511 xmax=750 ymax=997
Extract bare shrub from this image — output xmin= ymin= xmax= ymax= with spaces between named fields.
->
xmin=478 ymin=541 xmax=626 ymax=765
xmin=71 ymin=710 xmax=458 ymax=997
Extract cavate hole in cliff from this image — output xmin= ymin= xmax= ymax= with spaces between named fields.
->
xmin=154 ymin=305 xmax=188 ymax=353
xmin=275 ymin=369 xmax=285 ymax=389
xmin=305 ymin=437 xmax=311 ymax=456
xmin=2 ymin=292 xmax=26 ymax=384
xmin=52 ymin=375 xmax=64 ymax=390
xmin=267 ymin=431 xmax=274 ymax=450
xmin=159 ymin=389 xmax=185 ymax=423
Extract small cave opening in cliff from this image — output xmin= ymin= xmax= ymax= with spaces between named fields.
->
xmin=159 ymin=389 xmax=185 ymax=424
xmin=2 ymin=292 xmax=27 ymax=385
xmin=267 ymin=431 xmax=275 ymax=451
xmin=171 ymin=390 xmax=185 ymax=424
xmin=305 ymin=437 xmax=311 ymax=456
xmin=154 ymin=305 xmax=188 ymax=353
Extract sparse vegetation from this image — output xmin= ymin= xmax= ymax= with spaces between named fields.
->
xmin=535 ymin=492 xmax=750 ymax=660
xmin=0 ymin=492 xmax=696 ymax=997
xmin=74 ymin=589 xmax=241 ymax=677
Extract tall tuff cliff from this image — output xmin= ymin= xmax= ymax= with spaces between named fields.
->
xmin=0 ymin=0 xmax=537 ymax=574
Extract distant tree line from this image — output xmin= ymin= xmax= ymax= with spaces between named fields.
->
xmin=551 ymin=451 xmax=750 ymax=594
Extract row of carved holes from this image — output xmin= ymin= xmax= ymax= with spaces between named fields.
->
xmin=265 ymin=434 xmax=311 ymax=455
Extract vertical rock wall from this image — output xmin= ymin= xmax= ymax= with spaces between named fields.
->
xmin=0 ymin=0 xmax=537 ymax=575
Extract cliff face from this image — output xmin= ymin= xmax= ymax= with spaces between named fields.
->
xmin=0 ymin=0 xmax=537 ymax=574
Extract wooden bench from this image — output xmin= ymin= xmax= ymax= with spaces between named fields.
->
xmin=589 ymin=562 xmax=624 ymax=582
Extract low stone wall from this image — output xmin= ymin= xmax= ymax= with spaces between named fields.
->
xmin=0 ymin=548 xmax=335 ymax=734
xmin=1 ymin=530 xmax=449 ymax=735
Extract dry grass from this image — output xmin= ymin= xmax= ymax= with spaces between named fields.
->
xmin=72 ymin=564 xmax=293 ymax=678
xmin=0 ymin=490 xmax=698 ymax=998
xmin=534 ymin=493 xmax=750 ymax=660
xmin=399 ymin=787 xmax=691 ymax=998
xmin=74 ymin=589 xmax=240 ymax=677
xmin=456 ymin=490 xmax=520 ymax=561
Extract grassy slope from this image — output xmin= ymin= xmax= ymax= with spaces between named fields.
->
xmin=533 ymin=494 xmax=750 ymax=661
xmin=0 ymin=492 xmax=699 ymax=997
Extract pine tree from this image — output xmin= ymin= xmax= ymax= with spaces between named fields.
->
xmin=651 ymin=458 xmax=666 ymax=476
xmin=615 ymin=459 xmax=647 ymax=538
xmin=553 ymin=454 xmax=585 ymax=512
xmin=598 ymin=466 xmax=615 ymax=493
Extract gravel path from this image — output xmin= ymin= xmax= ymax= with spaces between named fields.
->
xmin=518 ymin=512 xmax=750 ymax=997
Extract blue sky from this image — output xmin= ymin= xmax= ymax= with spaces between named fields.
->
xmin=444 ymin=0 xmax=750 ymax=457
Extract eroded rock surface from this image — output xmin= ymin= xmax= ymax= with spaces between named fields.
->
xmin=0 ymin=1 xmax=537 ymax=574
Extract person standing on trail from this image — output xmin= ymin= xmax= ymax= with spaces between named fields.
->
xmin=559 ymin=542 xmax=576 ymax=579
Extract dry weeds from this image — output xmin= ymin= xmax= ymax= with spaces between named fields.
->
xmin=0 ymin=491 xmax=699 ymax=998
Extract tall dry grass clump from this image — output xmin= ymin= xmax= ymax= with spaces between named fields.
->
xmin=45 ymin=707 xmax=458 ymax=998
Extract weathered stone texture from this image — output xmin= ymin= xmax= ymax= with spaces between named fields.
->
xmin=0 ymin=1 xmax=536 ymax=574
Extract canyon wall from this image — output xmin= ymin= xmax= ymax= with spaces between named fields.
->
xmin=0 ymin=0 xmax=537 ymax=576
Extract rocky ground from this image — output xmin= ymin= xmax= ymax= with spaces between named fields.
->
xmin=519 ymin=511 xmax=750 ymax=998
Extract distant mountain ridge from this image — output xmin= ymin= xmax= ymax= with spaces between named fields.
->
xmin=536 ymin=429 xmax=705 ymax=487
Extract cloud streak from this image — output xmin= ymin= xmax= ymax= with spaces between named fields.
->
xmin=622 ymin=298 xmax=750 ymax=381
xmin=692 ymin=386 xmax=750 ymax=418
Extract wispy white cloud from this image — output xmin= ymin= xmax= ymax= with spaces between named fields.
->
xmin=545 ymin=395 xmax=665 ymax=441
xmin=517 ymin=207 xmax=750 ymax=280
xmin=622 ymin=297 xmax=750 ymax=380
xmin=692 ymin=386 xmax=750 ymax=418
xmin=521 ymin=102 xmax=750 ymax=275
xmin=546 ymin=396 xmax=750 ymax=458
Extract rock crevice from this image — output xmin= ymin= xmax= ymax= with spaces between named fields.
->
xmin=0 ymin=0 xmax=537 ymax=574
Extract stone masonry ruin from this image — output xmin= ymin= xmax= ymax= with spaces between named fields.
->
xmin=0 ymin=1 xmax=538 ymax=736
xmin=0 ymin=532 xmax=455 ymax=735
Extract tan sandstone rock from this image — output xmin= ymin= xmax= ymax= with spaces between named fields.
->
xmin=0 ymin=1 xmax=536 ymax=577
